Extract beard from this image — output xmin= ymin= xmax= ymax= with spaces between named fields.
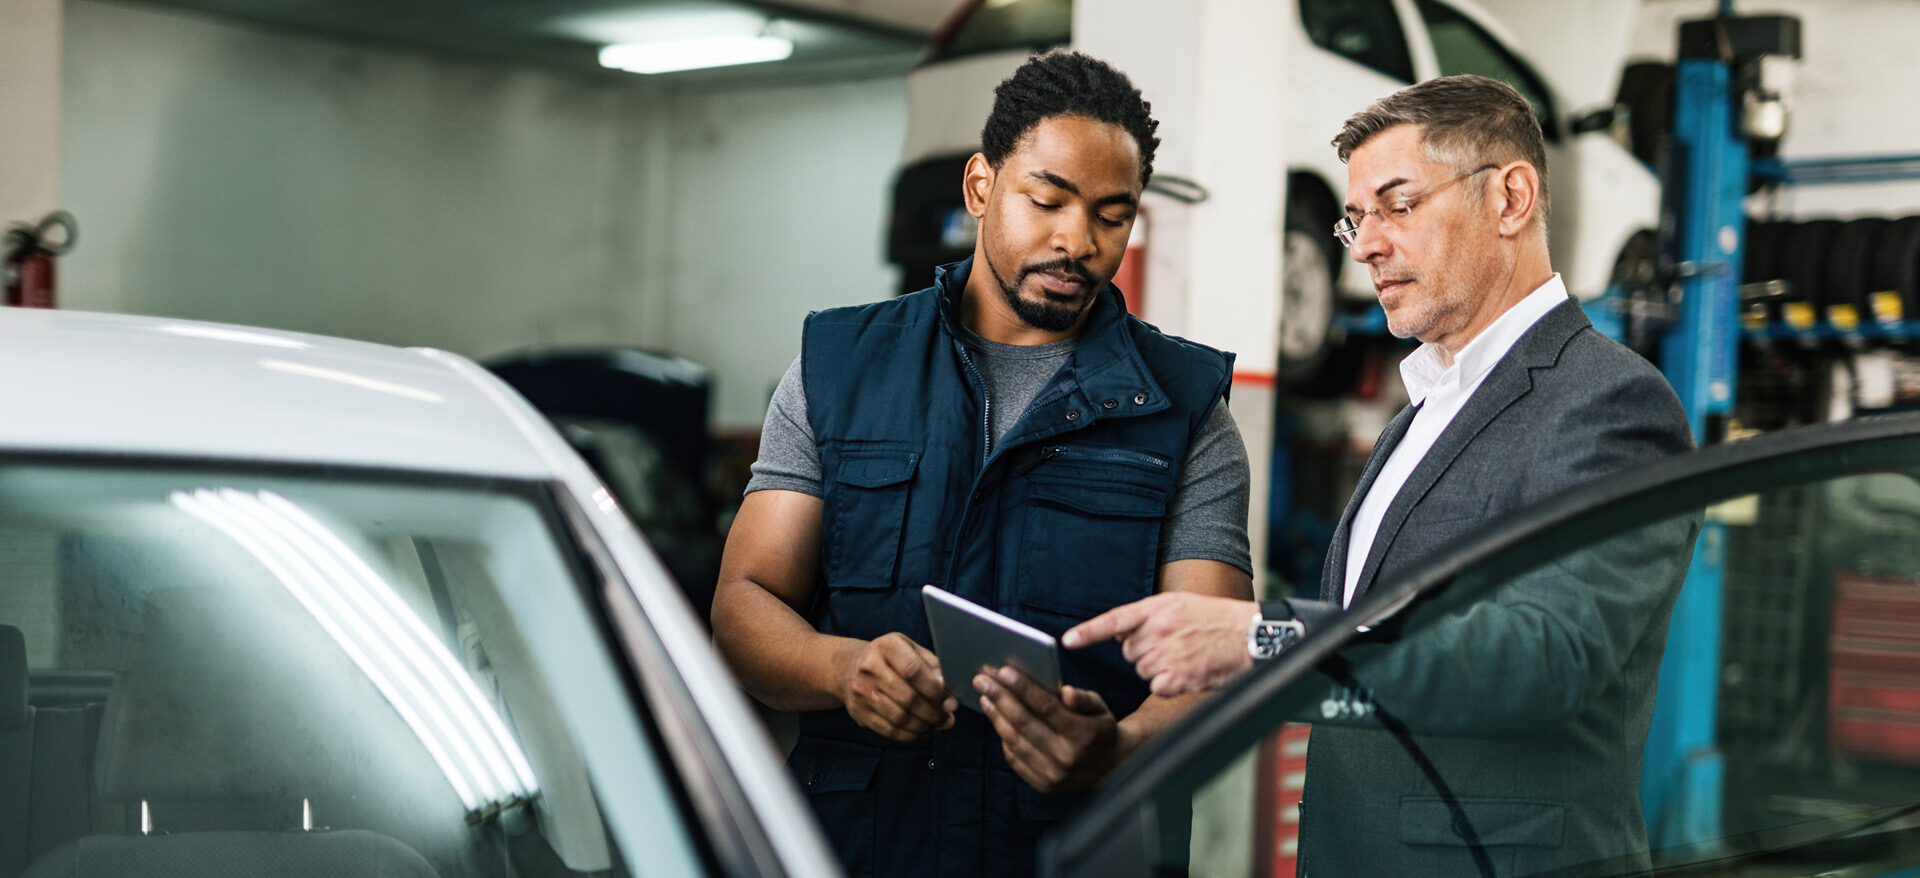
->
xmin=1375 ymin=254 xmax=1499 ymax=346
xmin=985 ymin=253 xmax=1098 ymax=333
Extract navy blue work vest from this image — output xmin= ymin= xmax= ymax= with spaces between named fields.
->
xmin=788 ymin=258 xmax=1233 ymax=878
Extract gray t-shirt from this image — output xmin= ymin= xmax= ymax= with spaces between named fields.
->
xmin=746 ymin=326 xmax=1252 ymax=574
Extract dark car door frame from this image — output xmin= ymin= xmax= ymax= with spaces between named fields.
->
xmin=1039 ymin=413 xmax=1920 ymax=878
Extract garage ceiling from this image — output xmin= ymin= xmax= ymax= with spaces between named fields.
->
xmin=112 ymin=0 xmax=960 ymax=83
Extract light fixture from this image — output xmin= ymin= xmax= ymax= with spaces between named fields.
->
xmin=599 ymin=31 xmax=793 ymax=75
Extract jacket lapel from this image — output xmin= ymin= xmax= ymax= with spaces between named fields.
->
xmin=1319 ymin=402 xmax=1420 ymax=603
xmin=1348 ymin=300 xmax=1592 ymax=600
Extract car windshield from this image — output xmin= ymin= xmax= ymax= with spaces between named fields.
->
xmin=1045 ymin=417 xmax=1920 ymax=878
xmin=1 ymin=458 xmax=704 ymax=877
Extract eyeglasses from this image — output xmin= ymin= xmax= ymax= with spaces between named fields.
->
xmin=1333 ymin=164 xmax=1500 ymax=248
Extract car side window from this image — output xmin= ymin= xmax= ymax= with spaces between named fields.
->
xmin=1414 ymin=0 xmax=1561 ymax=139
xmin=1298 ymin=0 xmax=1414 ymax=83
xmin=1041 ymin=417 xmax=1920 ymax=878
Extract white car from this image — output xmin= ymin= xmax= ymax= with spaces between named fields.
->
xmin=888 ymin=0 xmax=1659 ymax=381
xmin=0 ymin=307 xmax=840 ymax=878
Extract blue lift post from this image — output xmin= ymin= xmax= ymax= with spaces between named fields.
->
xmin=1641 ymin=52 xmax=1737 ymax=854
xmin=1639 ymin=7 xmax=1801 ymax=855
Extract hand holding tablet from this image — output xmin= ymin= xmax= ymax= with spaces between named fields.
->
xmin=921 ymin=585 xmax=1062 ymax=712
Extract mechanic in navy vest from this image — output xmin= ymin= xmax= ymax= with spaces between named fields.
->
xmin=712 ymin=50 xmax=1254 ymax=878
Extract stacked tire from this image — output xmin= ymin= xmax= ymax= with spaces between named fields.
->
xmin=1878 ymin=217 xmax=1920 ymax=321
xmin=1745 ymin=214 xmax=1920 ymax=339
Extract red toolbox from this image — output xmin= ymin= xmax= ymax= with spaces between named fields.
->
xmin=1255 ymin=724 xmax=1312 ymax=877
xmin=1828 ymin=574 xmax=1920 ymax=762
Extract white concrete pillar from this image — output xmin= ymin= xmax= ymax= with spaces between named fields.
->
xmin=1074 ymin=0 xmax=1291 ymax=586
xmin=1073 ymin=6 xmax=1293 ymax=873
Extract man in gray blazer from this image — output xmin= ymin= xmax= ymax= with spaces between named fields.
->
xmin=1066 ymin=75 xmax=1696 ymax=875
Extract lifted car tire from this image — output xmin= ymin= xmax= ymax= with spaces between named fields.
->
xmin=1278 ymin=199 xmax=1344 ymax=389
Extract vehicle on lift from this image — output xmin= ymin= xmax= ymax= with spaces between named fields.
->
xmin=888 ymin=0 xmax=1659 ymax=386
xmin=0 ymin=309 xmax=839 ymax=878
xmin=1041 ymin=413 xmax=1920 ymax=878
xmin=485 ymin=348 xmax=725 ymax=621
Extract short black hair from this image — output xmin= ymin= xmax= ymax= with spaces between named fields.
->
xmin=981 ymin=49 xmax=1159 ymax=187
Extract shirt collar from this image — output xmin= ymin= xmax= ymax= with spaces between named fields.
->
xmin=1399 ymin=274 xmax=1570 ymax=405
xmin=932 ymin=257 xmax=1171 ymax=418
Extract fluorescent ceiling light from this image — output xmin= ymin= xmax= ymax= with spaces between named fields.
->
xmin=600 ymin=33 xmax=793 ymax=74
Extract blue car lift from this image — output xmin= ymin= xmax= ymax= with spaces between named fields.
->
xmin=1619 ymin=3 xmax=1806 ymax=855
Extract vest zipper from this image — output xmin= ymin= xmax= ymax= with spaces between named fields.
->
xmin=956 ymin=344 xmax=992 ymax=466
xmin=1017 ymin=445 xmax=1065 ymax=475
xmin=941 ymin=342 xmax=996 ymax=597
xmin=1035 ymin=445 xmax=1170 ymax=469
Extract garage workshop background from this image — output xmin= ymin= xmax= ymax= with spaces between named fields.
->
xmin=3 ymin=0 xmax=1914 ymax=431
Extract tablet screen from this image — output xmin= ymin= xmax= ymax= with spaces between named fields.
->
xmin=921 ymin=585 xmax=1062 ymax=713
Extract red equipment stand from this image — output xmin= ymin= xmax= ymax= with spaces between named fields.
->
xmin=1255 ymin=723 xmax=1311 ymax=877
xmin=1829 ymin=574 xmax=1920 ymax=762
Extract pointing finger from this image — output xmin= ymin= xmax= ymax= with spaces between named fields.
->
xmin=1063 ymin=598 xmax=1154 ymax=649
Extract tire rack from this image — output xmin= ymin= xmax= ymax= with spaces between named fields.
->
xmin=1738 ymin=166 xmax=1920 ymax=348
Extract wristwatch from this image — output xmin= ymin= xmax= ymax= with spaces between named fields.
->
xmin=1247 ymin=610 xmax=1306 ymax=661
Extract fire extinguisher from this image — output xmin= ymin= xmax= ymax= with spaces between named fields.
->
xmin=4 ymin=210 xmax=78 ymax=309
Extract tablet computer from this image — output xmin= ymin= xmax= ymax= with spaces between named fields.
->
xmin=921 ymin=585 xmax=1061 ymax=713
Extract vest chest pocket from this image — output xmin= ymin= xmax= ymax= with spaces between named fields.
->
xmin=1017 ymin=447 xmax=1174 ymax=619
xmin=826 ymin=449 xmax=920 ymax=590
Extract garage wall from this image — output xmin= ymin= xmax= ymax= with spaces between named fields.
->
xmin=1 ymin=0 xmax=63 ymax=229
xmin=646 ymin=77 xmax=907 ymax=428
xmin=62 ymin=0 xmax=660 ymax=352
xmin=1630 ymin=0 xmax=1920 ymax=217
xmin=59 ymin=0 xmax=908 ymax=430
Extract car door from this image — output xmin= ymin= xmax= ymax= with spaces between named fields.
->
xmin=1040 ymin=413 xmax=1920 ymax=878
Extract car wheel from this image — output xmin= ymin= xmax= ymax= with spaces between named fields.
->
xmin=1610 ymin=229 xmax=1667 ymax=360
xmin=1745 ymin=219 xmax=1790 ymax=284
xmin=1278 ymin=201 xmax=1339 ymax=385
xmin=1825 ymin=218 xmax=1890 ymax=323
xmin=1780 ymin=219 xmax=1842 ymax=321
xmin=1617 ymin=61 xmax=1675 ymax=167
xmin=1873 ymin=216 xmax=1920 ymax=322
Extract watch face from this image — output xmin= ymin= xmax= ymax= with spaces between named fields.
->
xmin=1252 ymin=620 xmax=1304 ymax=659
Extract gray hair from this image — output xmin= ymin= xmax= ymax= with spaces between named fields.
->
xmin=1333 ymin=74 xmax=1549 ymax=223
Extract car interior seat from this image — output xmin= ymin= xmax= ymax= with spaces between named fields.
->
xmin=2 ymin=621 xmax=120 ymax=878
xmin=1 ymin=624 xmax=30 ymax=878
xmin=20 ymin=588 xmax=442 ymax=878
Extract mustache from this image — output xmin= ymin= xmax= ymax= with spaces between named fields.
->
xmin=1018 ymin=258 xmax=1095 ymax=288
xmin=1371 ymin=264 xmax=1415 ymax=285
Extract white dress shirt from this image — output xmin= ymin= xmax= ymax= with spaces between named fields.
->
xmin=1342 ymin=274 xmax=1571 ymax=607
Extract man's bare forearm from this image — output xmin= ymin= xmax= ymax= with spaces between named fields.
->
xmin=1114 ymin=691 xmax=1204 ymax=763
xmin=711 ymin=576 xmax=863 ymax=712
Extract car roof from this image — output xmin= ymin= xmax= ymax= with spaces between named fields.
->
xmin=0 ymin=308 xmax=559 ymax=479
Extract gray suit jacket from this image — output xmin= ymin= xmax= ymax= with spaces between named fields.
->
xmin=1293 ymin=300 xmax=1695 ymax=877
